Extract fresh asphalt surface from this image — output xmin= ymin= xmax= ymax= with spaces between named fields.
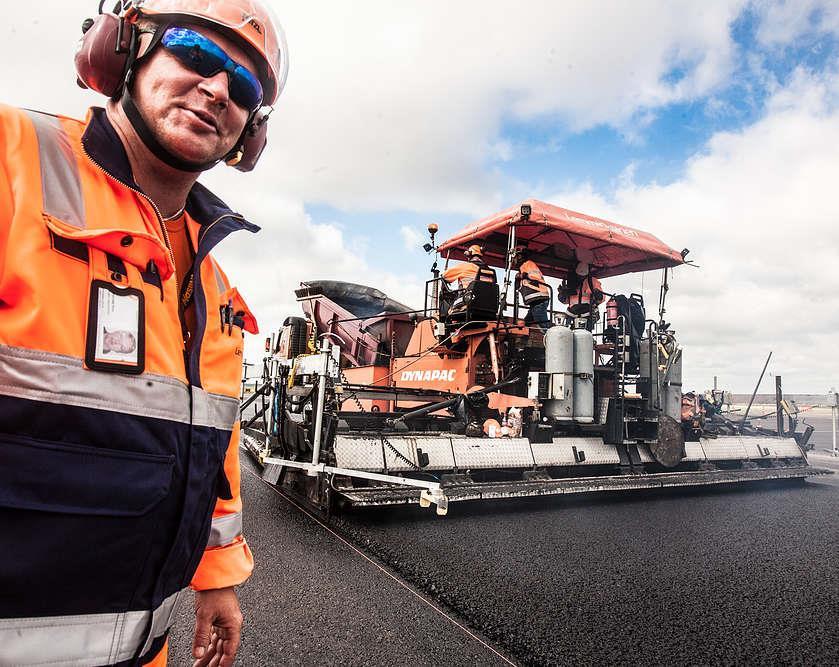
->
xmin=169 ymin=455 xmax=507 ymax=666
xmin=169 ymin=413 xmax=839 ymax=666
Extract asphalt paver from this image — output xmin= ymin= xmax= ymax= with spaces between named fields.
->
xmin=168 ymin=456 xmax=510 ymax=666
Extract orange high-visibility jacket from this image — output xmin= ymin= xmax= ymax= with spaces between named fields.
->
xmin=566 ymin=275 xmax=603 ymax=314
xmin=0 ymin=105 xmax=255 ymax=665
xmin=442 ymin=259 xmax=496 ymax=289
xmin=518 ymin=259 xmax=549 ymax=305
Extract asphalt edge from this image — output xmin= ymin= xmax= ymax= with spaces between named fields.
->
xmin=245 ymin=466 xmax=521 ymax=667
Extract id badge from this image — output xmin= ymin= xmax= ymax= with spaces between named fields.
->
xmin=85 ymin=279 xmax=145 ymax=374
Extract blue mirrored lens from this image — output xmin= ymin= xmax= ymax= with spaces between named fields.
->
xmin=161 ymin=27 xmax=263 ymax=111
xmin=226 ymin=63 xmax=263 ymax=111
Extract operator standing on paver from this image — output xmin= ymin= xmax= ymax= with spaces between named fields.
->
xmin=0 ymin=1 xmax=288 ymax=665
xmin=514 ymin=250 xmax=551 ymax=330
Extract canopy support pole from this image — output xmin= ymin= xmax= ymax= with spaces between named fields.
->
xmin=498 ymin=226 xmax=516 ymax=320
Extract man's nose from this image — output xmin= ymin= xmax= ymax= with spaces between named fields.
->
xmin=197 ymin=71 xmax=230 ymax=108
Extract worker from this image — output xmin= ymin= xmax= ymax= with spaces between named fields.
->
xmin=514 ymin=250 xmax=551 ymax=330
xmin=0 ymin=1 xmax=287 ymax=665
xmin=561 ymin=273 xmax=605 ymax=330
xmin=442 ymin=244 xmax=497 ymax=315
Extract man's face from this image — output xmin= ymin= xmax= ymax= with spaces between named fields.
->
xmin=103 ymin=329 xmax=137 ymax=354
xmin=132 ymin=25 xmax=257 ymax=165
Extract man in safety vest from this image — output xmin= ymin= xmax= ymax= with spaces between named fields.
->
xmin=442 ymin=244 xmax=497 ymax=315
xmin=561 ymin=273 xmax=605 ymax=330
xmin=0 ymin=1 xmax=287 ymax=665
xmin=514 ymin=251 xmax=551 ymax=330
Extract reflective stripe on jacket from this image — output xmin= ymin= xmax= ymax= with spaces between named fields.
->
xmin=566 ymin=275 xmax=603 ymax=314
xmin=518 ymin=260 xmax=549 ymax=305
xmin=0 ymin=105 xmax=255 ymax=666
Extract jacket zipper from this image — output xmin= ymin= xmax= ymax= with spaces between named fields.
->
xmin=179 ymin=213 xmax=245 ymax=329
xmin=79 ymin=143 xmax=193 ymax=380
xmin=81 ymin=144 xmax=248 ymax=378
xmin=80 ymin=143 xmax=181 ymax=300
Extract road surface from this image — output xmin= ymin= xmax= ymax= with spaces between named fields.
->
xmin=169 ymin=449 xmax=838 ymax=665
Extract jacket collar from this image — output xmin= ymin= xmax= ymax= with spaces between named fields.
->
xmin=80 ymin=107 xmax=260 ymax=235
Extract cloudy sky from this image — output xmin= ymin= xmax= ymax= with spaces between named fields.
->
xmin=3 ymin=1 xmax=838 ymax=392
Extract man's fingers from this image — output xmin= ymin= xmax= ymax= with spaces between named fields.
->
xmin=192 ymin=587 xmax=243 ymax=666
xmin=207 ymin=636 xmax=224 ymax=667
xmin=216 ymin=622 xmax=242 ymax=667
xmin=192 ymin=631 xmax=219 ymax=667
xmin=218 ymin=632 xmax=242 ymax=667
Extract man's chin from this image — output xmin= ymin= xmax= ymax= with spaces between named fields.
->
xmin=161 ymin=136 xmax=230 ymax=169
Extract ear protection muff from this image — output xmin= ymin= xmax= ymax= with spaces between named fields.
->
xmin=74 ymin=5 xmax=273 ymax=172
xmin=225 ymin=109 xmax=270 ymax=172
xmin=75 ymin=12 xmax=137 ymax=98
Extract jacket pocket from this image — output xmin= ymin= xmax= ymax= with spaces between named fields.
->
xmin=0 ymin=433 xmax=173 ymax=515
xmin=221 ymin=286 xmax=258 ymax=335
xmin=0 ymin=433 xmax=176 ymax=618
xmin=201 ymin=286 xmax=257 ymax=397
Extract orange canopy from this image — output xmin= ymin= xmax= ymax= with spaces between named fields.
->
xmin=438 ymin=199 xmax=685 ymax=279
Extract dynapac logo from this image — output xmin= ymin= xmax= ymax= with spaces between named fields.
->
xmin=401 ymin=369 xmax=456 ymax=382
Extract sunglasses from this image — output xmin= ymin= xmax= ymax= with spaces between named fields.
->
xmin=159 ymin=26 xmax=264 ymax=112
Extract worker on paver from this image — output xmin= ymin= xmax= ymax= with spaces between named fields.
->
xmin=443 ymin=244 xmax=497 ymax=315
xmin=0 ymin=1 xmax=288 ymax=665
xmin=514 ymin=249 xmax=551 ymax=330
xmin=561 ymin=273 xmax=604 ymax=330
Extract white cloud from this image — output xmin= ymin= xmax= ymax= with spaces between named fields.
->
xmin=548 ymin=67 xmax=839 ymax=392
xmin=754 ymin=0 xmax=839 ymax=46
xmin=2 ymin=1 xmax=836 ymax=393
xmin=488 ymin=139 xmax=514 ymax=162
xmin=269 ymin=0 xmax=747 ymax=212
xmin=399 ymin=225 xmax=423 ymax=250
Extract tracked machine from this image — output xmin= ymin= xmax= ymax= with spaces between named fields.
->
xmin=242 ymin=200 xmax=829 ymax=514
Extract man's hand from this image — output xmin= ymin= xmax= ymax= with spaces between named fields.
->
xmin=191 ymin=587 xmax=243 ymax=667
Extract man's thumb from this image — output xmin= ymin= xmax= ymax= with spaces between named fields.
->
xmin=192 ymin=611 xmax=212 ymax=658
